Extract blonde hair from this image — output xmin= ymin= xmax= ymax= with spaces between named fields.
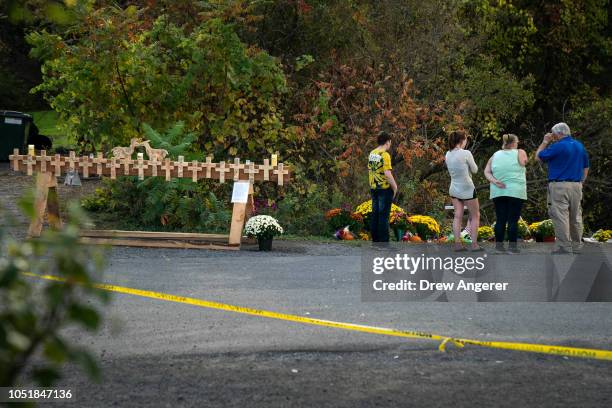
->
xmin=502 ymin=134 xmax=518 ymax=148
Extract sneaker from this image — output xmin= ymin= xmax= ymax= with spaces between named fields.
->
xmin=508 ymin=243 xmax=520 ymax=254
xmin=495 ymin=243 xmax=506 ymax=254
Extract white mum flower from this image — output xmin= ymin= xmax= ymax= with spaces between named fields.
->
xmin=245 ymin=215 xmax=283 ymax=238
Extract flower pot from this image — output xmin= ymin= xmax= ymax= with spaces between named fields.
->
xmin=543 ymin=236 xmax=555 ymax=243
xmin=258 ymin=237 xmax=273 ymax=251
xmin=393 ymin=228 xmax=405 ymax=242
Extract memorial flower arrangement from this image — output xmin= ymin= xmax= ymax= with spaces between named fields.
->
xmin=353 ymin=200 xmax=404 ymax=231
xmin=529 ymin=219 xmax=555 ymax=241
xmin=390 ymin=210 xmax=414 ymax=241
xmin=528 ymin=221 xmax=540 ymax=237
xmin=390 ymin=211 xmax=411 ymax=230
xmin=335 ymin=226 xmax=355 ymax=240
xmin=492 ymin=218 xmax=530 ymax=239
xmin=244 ymin=215 xmax=283 ymax=250
xmin=325 ymin=208 xmax=353 ymax=232
xmin=355 ymin=200 xmax=404 ymax=220
xmin=478 ymin=225 xmax=494 ymax=241
xmin=517 ymin=218 xmax=530 ymax=239
xmin=407 ymin=215 xmax=440 ymax=239
xmin=592 ymin=229 xmax=612 ymax=242
xmin=325 ymin=208 xmax=364 ymax=236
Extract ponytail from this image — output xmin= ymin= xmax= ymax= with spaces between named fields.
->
xmin=502 ymin=134 xmax=518 ymax=148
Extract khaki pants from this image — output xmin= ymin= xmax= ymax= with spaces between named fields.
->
xmin=547 ymin=182 xmax=583 ymax=250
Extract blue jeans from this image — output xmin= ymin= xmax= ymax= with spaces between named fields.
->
xmin=370 ymin=188 xmax=393 ymax=242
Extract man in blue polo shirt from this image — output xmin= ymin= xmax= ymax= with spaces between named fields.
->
xmin=536 ymin=122 xmax=589 ymax=253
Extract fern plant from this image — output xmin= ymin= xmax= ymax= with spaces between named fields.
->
xmin=142 ymin=121 xmax=197 ymax=159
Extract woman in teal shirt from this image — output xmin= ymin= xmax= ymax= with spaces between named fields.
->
xmin=484 ymin=134 xmax=528 ymax=253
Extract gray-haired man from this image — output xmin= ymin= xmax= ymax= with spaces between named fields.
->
xmin=536 ymin=122 xmax=590 ymax=253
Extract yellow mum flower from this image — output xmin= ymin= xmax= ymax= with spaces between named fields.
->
xmin=354 ymin=200 xmax=404 ymax=222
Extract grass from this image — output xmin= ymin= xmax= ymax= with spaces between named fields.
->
xmin=28 ymin=110 xmax=76 ymax=148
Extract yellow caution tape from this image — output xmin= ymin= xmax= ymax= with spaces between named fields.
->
xmin=23 ymin=272 xmax=612 ymax=361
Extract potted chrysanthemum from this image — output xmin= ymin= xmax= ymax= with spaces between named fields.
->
xmin=244 ymin=215 xmax=284 ymax=251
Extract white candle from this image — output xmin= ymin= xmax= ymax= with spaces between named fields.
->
xmin=28 ymin=144 xmax=35 ymax=156
xmin=138 ymin=152 xmax=144 ymax=160
xmin=271 ymin=154 xmax=278 ymax=167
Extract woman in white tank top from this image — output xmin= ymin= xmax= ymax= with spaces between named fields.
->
xmin=444 ymin=131 xmax=482 ymax=251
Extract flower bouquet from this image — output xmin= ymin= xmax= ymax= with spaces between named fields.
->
xmin=478 ymin=225 xmax=494 ymax=242
xmin=244 ymin=215 xmax=284 ymax=251
xmin=592 ymin=229 xmax=612 ymax=243
xmin=492 ymin=218 xmax=530 ymax=240
xmin=530 ymin=219 xmax=555 ymax=242
xmin=325 ymin=208 xmax=364 ymax=237
xmin=390 ymin=211 xmax=412 ymax=241
xmin=354 ymin=200 xmax=404 ymax=231
xmin=407 ymin=215 xmax=440 ymax=240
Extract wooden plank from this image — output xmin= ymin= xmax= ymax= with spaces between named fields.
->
xmin=80 ymin=230 xmax=231 ymax=240
xmin=228 ymin=183 xmax=254 ymax=246
xmin=46 ymin=175 xmax=62 ymax=230
xmin=79 ymin=237 xmax=240 ymax=250
xmin=27 ymin=172 xmax=51 ymax=238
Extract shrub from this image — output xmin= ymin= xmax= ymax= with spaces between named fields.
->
xmin=1 ymin=199 xmax=109 ymax=387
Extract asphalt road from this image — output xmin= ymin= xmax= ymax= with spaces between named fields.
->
xmin=40 ymin=241 xmax=612 ymax=407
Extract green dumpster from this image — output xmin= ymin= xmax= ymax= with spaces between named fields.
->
xmin=0 ymin=111 xmax=32 ymax=161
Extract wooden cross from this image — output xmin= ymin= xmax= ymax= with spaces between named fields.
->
xmin=230 ymin=158 xmax=244 ymax=182
xmin=260 ymin=158 xmax=273 ymax=181
xmin=188 ymin=160 xmax=201 ymax=182
xmin=163 ymin=159 xmax=174 ymax=181
xmin=40 ymin=150 xmax=52 ymax=173
xmin=93 ymin=152 xmax=105 ymax=176
xmin=52 ymin=154 xmax=63 ymax=177
xmin=149 ymin=156 xmax=160 ymax=177
xmin=106 ymin=157 xmax=121 ymax=179
xmin=122 ymin=157 xmax=133 ymax=176
xmin=244 ymin=160 xmax=259 ymax=183
xmin=11 ymin=149 xmax=21 ymax=171
xmin=67 ymin=151 xmax=78 ymax=171
xmin=135 ymin=153 xmax=148 ymax=180
xmin=25 ymin=153 xmax=37 ymax=176
xmin=79 ymin=156 xmax=93 ymax=178
xmin=274 ymin=162 xmax=288 ymax=186
xmin=176 ymin=156 xmax=189 ymax=178
xmin=203 ymin=156 xmax=214 ymax=179
xmin=216 ymin=161 xmax=230 ymax=183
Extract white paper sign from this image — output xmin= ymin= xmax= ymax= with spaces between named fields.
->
xmin=231 ymin=181 xmax=250 ymax=203
xmin=5 ymin=118 xmax=22 ymax=125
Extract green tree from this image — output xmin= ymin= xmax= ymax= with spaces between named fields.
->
xmin=28 ymin=5 xmax=290 ymax=158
